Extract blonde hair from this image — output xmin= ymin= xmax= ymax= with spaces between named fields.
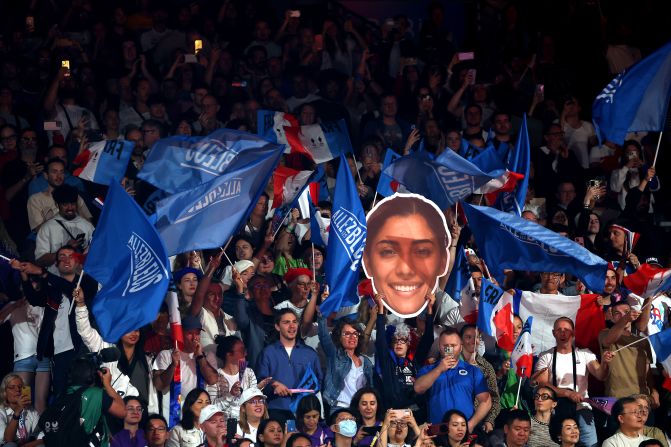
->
xmin=238 ymin=399 xmax=269 ymax=434
xmin=0 ymin=374 xmax=22 ymax=407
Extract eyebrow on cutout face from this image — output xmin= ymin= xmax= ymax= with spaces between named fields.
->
xmin=376 ymin=238 xmax=436 ymax=247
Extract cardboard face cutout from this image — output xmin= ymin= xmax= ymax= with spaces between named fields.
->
xmin=362 ymin=193 xmax=451 ymax=318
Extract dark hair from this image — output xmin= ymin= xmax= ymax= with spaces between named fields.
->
xmin=365 ymin=196 xmax=449 ymax=255
xmin=439 ymin=410 xmax=469 ymax=444
xmin=439 ymin=327 xmax=461 ymax=340
xmin=145 ymin=413 xmax=167 ymax=431
xmin=216 ymin=335 xmax=243 ymax=360
xmin=350 ymin=387 xmax=384 ymax=424
xmin=233 ymin=234 xmax=256 ymax=257
xmin=296 ymin=394 xmax=323 ymax=431
xmin=533 ymin=385 xmax=557 ymax=402
xmin=331 ymin=318 xmax=365 ymax=356
xmin=257 ymin=418 xmax=284 ymax=445
xmin=123 ymin=396 xmax=147 ymax=424
xmin=612 ymin=397 xmax=638 ymax=419
xmin=459 ymin=324 xmax=477 ymax=338
xmin=505 ymin=409 xmax=531 ymax=426
xmin=140 ymin=119 xmax=166 ymax=137
xmin=45 ymin=157 xmax=66 ymax=171
xmin=328 ymin=407 xmax=355 ymax=426
xmin=274 ymin=307 xmax=298 ymax=325
xmin=52 ymin=184 xmax=79 ymax=204
xmin=548 ymin=415 xmax=578 ymax=444
xmin=639 ymin=441 xmax=665 ymax=447
xmin=287 ymin=433 xmax=312 ymax=447
xmin=67 ymin=357 xmax=96 ymax=387
xmin=181 ymin=387 xmax=209 ymax=430
xmin=116 ymin=329 xmax=149 ymax=385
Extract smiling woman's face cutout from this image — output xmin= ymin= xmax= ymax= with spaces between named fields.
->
xmin=363 ymin=193 xmax=450 ymax=317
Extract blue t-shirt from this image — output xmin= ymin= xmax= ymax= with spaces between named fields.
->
xmin=417 ymin=359 xmax=489 ymax=423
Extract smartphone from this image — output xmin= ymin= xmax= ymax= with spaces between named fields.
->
xmin=627 ymin=152 xmax=638 ymax=160
xmin=194 ymin=39 xmax=203 ymax=54
xmin=314 ymin=34 xmax=324 ymax=51
xmin=21 ymin=385 xmax=31 ymax=400
xmin=458 ymin=52 xmax=474 ymax=61
xmin=226 ymin=418 xmax=238 ymax=443
xmin=467 ymin=434 xmax=478 ymax=444
xmin=427 ymin=423 xmax=449 ymax=436
xmin=536 ymin=84 xmax=545 ymax=95
xmin=444 ymin=346 xmax=454 ymax=357
xmin=467 ymin=68 xmax=476 ymax=85
xmin=362 ymin=426 xmax=379 ymax=436
xmin=289 ymin=10 xmax=301 ymax=18
xmin=286 ymin=420 xmax=297 ymax=432
xmin=62 ymin=60 xmax=71 ymax=77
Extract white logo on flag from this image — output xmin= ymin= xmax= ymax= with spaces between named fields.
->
xmin=331 ymin=208 xmax=366 ymax=271
xmin=175 ymin=178 xmax=242 ymax=223
xmin=124 ymin=233 xmax=167 ymax=296
xmin=596 ymin=73 xmax=624 ymax=104
xmin=182 ymin=139 xmax=239 ymax=176
xmin=499 ymin=222 xmax=568 ymax=256
xmin=424 ymin=162 xmax=475 ymax=201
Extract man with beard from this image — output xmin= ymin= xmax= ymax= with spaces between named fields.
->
xmin=35 ymin=184 xmax=94 ymax=273
xmin=27 ymin=157 xmax=91 ymax=232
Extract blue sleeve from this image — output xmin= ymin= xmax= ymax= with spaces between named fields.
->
xmin=317 ymin=314 xmax=337 ymax=358
xmin=231 ymin=293 xmax=251 ymax=331
xmin=473 ymin=367 xmax=489 ymax=395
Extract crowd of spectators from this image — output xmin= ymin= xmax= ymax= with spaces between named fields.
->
xmin=0 ymin=0 xmax=670 ymax=446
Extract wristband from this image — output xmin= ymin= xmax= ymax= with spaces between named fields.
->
xmin=12 ymin=413 xmax=20 ymax=421
xmin=195 ymin=354 xmax=206 ymax=361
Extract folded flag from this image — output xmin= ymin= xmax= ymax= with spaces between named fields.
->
xmin=593 ymin=40 xmax=671 ymax=144
xmin=257 ymin=109 xmax=300 ymax=149
xmin=585 ymin=397 xmax=618 ymax=415
xmin=648 ymin=327 xmax=671 ymax=391
xmin=510 ymin=317 xmax=533 ymax=377
xmin=273 ymin=167 xmax=315 ymax=209
xmin=284 ymin=119 xmax=353 ymax=163
xmin=623 ymin=263 xmax=671 ymax=298
xmin=308 ymin=195 xmax=330 ymax=247
xmin=384 ymin=150 xmax=504 ymax=210
xmin=376 ymin=148 xmax=402 ymax=197
xmin=85 ymin=181 xmax=170 ymax=342
xmin=321 ymin=153 xmax=366 ymax=316
xmin=73 ymin=139 xmax=134 ymax=185
xmin=153 ymin=141 xmax=283 ymax=255
xmin=139 ymin=129 xmax=283 ymax=194
xmin=463 ymin=203 xmax=608 ymax=293
xmin=494 ymin=114 xmax=530 ymax=215
xmin=478 ymin=278 xmax=516 ymax=352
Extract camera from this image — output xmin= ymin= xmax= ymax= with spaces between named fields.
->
xmin=69 ymin=347 xmax=120 ymax=387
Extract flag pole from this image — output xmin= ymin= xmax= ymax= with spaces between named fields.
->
xmin=272 ymin=212 xmax=291 ymax=240
xmin=311 ymin=243 xmax=316 ymax=279
xmin=349 ymin=152 xmax=364 ymax=185
xmin=612 ymin=334 xmax=651 ymax=353
xmin=371 ymin=191 xmax=378 ymax=208
xmin=652 ymin=131 xmax=663 ymax=167
xmin=0 ymin=254 xmax=12 ymax=262
xmin=69 ymin=270 xmax=85 ymax=314
xmin=219 ymin=247 xmax=235 ymax=269
xmin=514 ymin=367 xmax=525 ymax=408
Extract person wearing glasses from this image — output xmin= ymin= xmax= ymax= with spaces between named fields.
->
xmin=146 ymin=415 xmax=170 ymax=447
xmin=378 ymin=409 xmax=420 ymax=447
xmin=527 ymin=386 xmax=557 ymax=447
xmin=602 ymin=397 xmax=652 ymax=447
xmin=111 ymin=396 xmax=148 ymax=447
xmin=534 ymin=316 xmax=614 ymax=447
xmin=630 ymin=395 xmax=668 ymax=447
xmin=237 ymin=388 xmax=269 ymax=440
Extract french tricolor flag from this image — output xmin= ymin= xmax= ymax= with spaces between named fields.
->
xmin=648 ymin=328 xmax=671 ymax=391
xmin=73 ymin=139 xmax=134 ymax=185
xmin=510 ymin=317 xmax=533 ymax=377
xmin=272 ymin=167 xmax=315 ymax=209
xmin=623 ymin=263 xmax=671 ymax=298
xmin=477 ymin=278 xmax=516 ymax=352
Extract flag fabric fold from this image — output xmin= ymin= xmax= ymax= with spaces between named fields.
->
xmin=477 ymin=278 xmax=516 ymax=352
xmin=321 ymin=153 xmax=367 ymax=316
xmin=383 ymin=150 xmax=504 ymax=210
xmin=463 ymin=203 xmax=608 ymax=293
xmin=85 ymin=181 xmax=170 ymax=342
xmin=495 ymin=114 xmax=530 ymax=215
xmin=283 ymin=119 xmax=353 ymax=163
xmin=510 ymin=317 xmax=533 ymax=377
xmin=376 ymin=148 xmax=402 ymax=197
xmin=592 ymin=40 xmax=671 ymax=144
xmin=73 ymin=139 xmax=134 ymax=185
xmin=139 ymin=129 xmax=284 ymax=194
xmin=153 ymin=142 xmax=283 ymax=255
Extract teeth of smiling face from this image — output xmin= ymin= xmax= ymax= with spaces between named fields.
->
xmin=392 ymin=284 xmax=420 ymax=293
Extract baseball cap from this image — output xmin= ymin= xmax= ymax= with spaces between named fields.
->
xmin=239 ymin=387 xmax=265 ymax=405
xmin=199 ymin=405 xmax=225 ymax=425
xmin=182 ymin=315 xmax=203 ymax=331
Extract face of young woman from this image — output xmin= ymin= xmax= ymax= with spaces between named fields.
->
xmin=447 ymin=414 xmax=467 ymax=443
xmin=261 ymin=421 xmax=284 ymax=447
xmin=190 ymin=393 xmax=211 ymax=418
xmin=358 ymin=393 xmax=378 ymax=422
xmin=302 ymin=410 xmax=320 ymax=431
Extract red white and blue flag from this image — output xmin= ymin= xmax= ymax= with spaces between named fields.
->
xmin=477 ymin=278 xmax=516 ymax=351
xmin=510 ymin=317 xmax=533 ymax=377
xmin=73 ymin=139 xmax=134 ymax=185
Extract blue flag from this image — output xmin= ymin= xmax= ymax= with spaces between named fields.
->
xmin=444 ymin=228 xmax=472 ymax=302
xmin=75 ymin=140 xmax=134 ymax=185
xmin=321 ymin=154 xmax=366 ymax=316
xmin=85 ymin=182 xmax=170 ymax=342
xmin=463 ymin=203 xmax=608 ymax=292
xmin=496 ymin=115 xmax=530 ymax=215
xmin=376 ymin=148 xmax=402 ymax=197
xmin=649 ymin=327 xmax=671 ymax=361
xmin=138 ymin=129 xmax=284 ymax=194
xmin=308 ymin=195 xmax=328 ymax=248
xmin=593 ymin=41 xmax=671 ymax=144
xmin=153 ymin=144 xmax=283 ymax=255
xmin=383 ymin=150 xmax=504 ymax=210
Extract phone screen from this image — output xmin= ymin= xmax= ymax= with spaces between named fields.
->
xmin=286 ymin=420 xmax=297 ymax=432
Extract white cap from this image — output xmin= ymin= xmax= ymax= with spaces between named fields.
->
xmin=199 ymin=405 xmax=225 ymax=425
xmin=239 ymin=387 xmax=265 ymax=405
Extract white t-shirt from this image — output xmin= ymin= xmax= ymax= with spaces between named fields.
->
xmin=602 ymin=431 xmax=650 ymax=447
xmin=154 ymin=350 xmax=200 ymax=402
xmin=536 ymin=348 xmax=596 ymax=408
xmin=3 ymin=303 xmax=43 ymax=361
xmin=562 ymin=120 xmax=595 ymax=169
xmin=236 ymin=423 xmax=258 ymax=441
xmin=335 ymin=359 xmax=365 ymax=407
xmin=53 ymin=295 xmax=74 ymax=355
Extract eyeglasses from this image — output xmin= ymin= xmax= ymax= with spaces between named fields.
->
xmin=147 ymin=426 xmax=167 ymax=433
xmin=390 ymin=422 xmax=407 ymax=428
xmin=622 ymin=409 xmax=647 ymax=417
xmin=534 ymin=393 xmax=554 ymax=401
xmin=392 ymin=338 xmax=408 ymax=345
xmin=126 ymin=406 xmax=144 ymax=413
xmin=248 ymin=398 xmax=266 ymax=405
xmin=342 ymin=331 xmax=360 ymax=338
xmin=1 ymin=134 xmax=17 ymax=141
